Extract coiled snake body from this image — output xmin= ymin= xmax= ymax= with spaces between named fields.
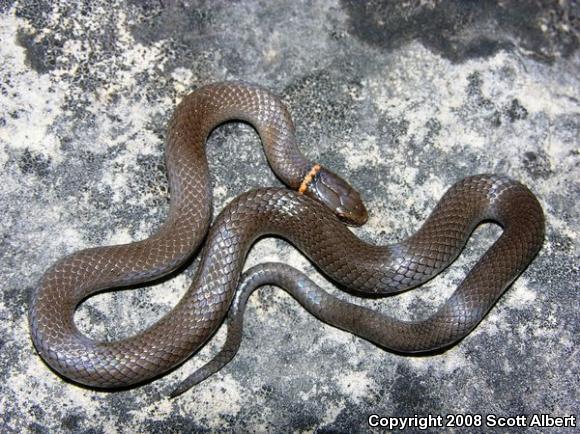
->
xmin=29 ymin=82 xmax=545 ymax=393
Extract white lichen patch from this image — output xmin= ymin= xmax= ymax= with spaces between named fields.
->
xmin=180 ymin=373 xmax=244 ymax=420
xmin=502 ymin=278 xmax=538 ymax=309
xmin=0 ymin=13 xmax=68 ymax=163
xmin=335 ymin=370 xmax=375 ymax=403
xmin=342 ymin=133 xmax=381 ymax=170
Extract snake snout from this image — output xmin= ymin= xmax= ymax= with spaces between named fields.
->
xmin=337 ymin=188 xmax=368 ymax=226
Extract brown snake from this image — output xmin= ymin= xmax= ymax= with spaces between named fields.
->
xmin=28 ymin=82 xmax=545 ymax=395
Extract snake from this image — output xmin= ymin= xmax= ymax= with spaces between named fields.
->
xmin=28 ymin=82 xmax=545 ymax=395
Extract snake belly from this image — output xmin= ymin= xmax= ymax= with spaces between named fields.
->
xmin=28 ymin=82 xmax=545 ymax=388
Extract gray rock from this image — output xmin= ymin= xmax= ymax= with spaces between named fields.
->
xmin=0 ymin=0 xmax=578 ymax=432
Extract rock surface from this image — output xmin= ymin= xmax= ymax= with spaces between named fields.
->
xmin=0 ymin=0 xmax=578 ymax=432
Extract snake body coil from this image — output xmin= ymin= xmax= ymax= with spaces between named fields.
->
xmin=29 ymin=82 xmax=545 ymax=390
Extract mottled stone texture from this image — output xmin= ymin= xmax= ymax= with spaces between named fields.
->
xmin=0 ymin=0 xmax=578 ymax=432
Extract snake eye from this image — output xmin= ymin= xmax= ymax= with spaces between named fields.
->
xmin=335 ymin=206 xmax=350 ymax=221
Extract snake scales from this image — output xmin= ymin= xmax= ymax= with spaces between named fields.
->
xmin=29 ymin=82 xmax=545 ymax=395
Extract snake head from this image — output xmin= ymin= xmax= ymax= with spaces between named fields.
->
xmin=303 ymin=165 xmax=368 ymax=226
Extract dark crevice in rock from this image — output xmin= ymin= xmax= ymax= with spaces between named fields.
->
xmin=341 ymin=0 xmax=579 ymax=64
